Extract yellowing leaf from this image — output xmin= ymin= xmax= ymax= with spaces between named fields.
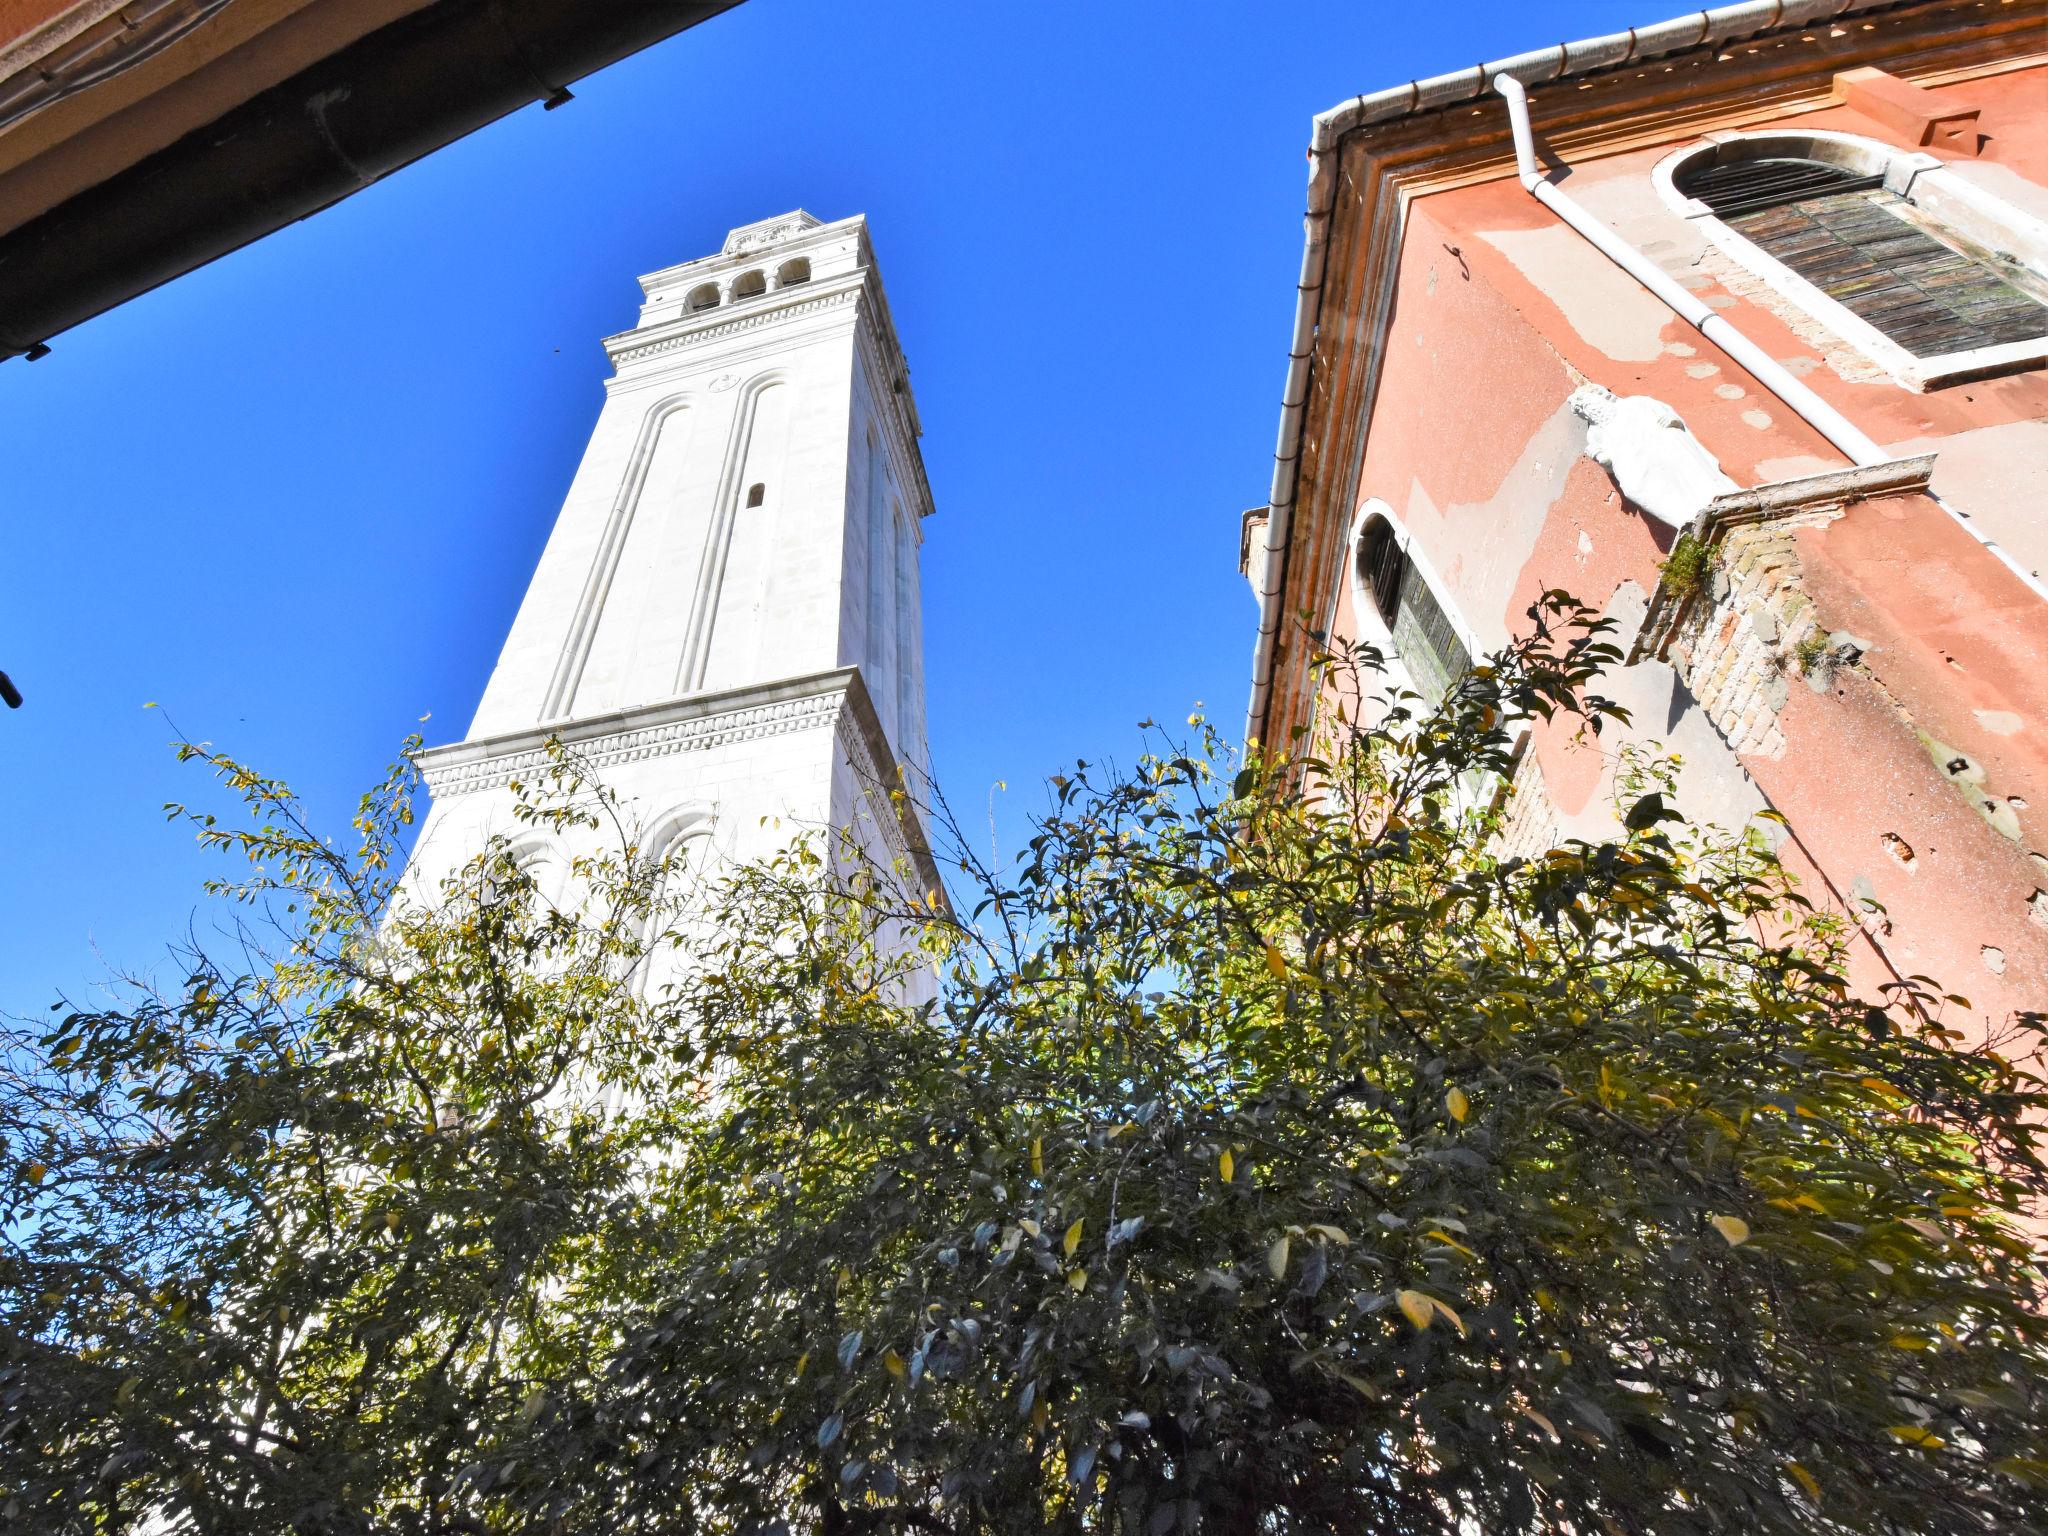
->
xmin=1900 ymin=1217 xmax=1946 ymax=1244
xmin=1307 ymin=1223 xmax=1350 ymax=1246
xmin=1424 ymin=1228 xmax=1477 ymax=1261
xmin=1709 ymin=1215 xmax=1749 ymax=1247
xmin=1219 ymin=1149 xmax=1235 ymax=1185
xmin=1533 ymin=1288 xmax=1558 ymax=1313
xmin=1890 ymin=1334 xmax=1931 ymax=1351
xmin=1031 ymin=1137 xmax=1043 ymax=1177
xmin=1063 ymin=1219 xmax=1084 ymax=1259
xmin=1887 ymin=1424 xmax=1945 ymax=1449
xmin=23 ymin=1163 xmax=46 ymax=1185
xmin=794 ymin=1351 xmax=810 ymax=1379
xmin=1019 ymin=1219 xmax=1041 ymax=1239
xmin=1264 ymin=944 xmax=1287 ymax=979
xmin=1031 ymin=1399 xmax=1049 ymax=1432
xmin=1067 ymin=1268 xmax=1087 ymax=1292
xmin=883 ymin=1348 xmax=907 ymax=1380
xmin=1432 ymin=1296 xmax=1468 ymax=1336
xmin=1446 ymin=1086 xmax=1469 ymax=1123
xmin=1397 ymin=1289 xmax=1434 ymax=1331
xmin=1267 ymin=1234 xmax=1291 ymax=1280
xmin=1334 ymin=1368 xmax=1382 ymax=1400
xmin=520 ymin=1388 xmax=547 ymax=1424
xmin=1787 ymin=1461 xmax=1821 ymax=1502
xmin=1522 ymin=1407 xmax=1561 ymax=1442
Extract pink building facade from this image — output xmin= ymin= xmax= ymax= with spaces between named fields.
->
xmin=1244 ymin=0 xmax=2048 ymax=1029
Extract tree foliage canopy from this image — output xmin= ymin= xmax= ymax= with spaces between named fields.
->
xmin=5 ymin=597 xmax=2044 ymax=1534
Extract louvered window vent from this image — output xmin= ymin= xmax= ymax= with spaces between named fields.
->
xmin=1678 ymin=154 xmax=2048 ymax=359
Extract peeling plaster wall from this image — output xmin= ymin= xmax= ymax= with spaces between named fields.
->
xmin=1323 ymin=67 xmax=2048 ymax=1028
xmin=1337 ymin=196 xmax=1769 ymax=857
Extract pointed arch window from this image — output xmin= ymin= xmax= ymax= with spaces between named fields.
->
xmin=1657 ymin=132 xmax=2048 ymax=388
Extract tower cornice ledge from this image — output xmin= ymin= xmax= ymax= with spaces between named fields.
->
xmin=412 ymin=666 xmax=941 ymax=891
xmin=601 ymin=278 xmax=863 ymax=367
xmin=416 ymin=668 xmax=862 ymax=796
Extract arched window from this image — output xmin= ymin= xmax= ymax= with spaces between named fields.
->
xmin=634 ymin=806 xmax=713 ymax=995
xmin=777 ymin=258 xmax=811 ymax=287
xmin=731 ymin=270 xmax=768 ymax=301
xmin=685 ymin=283 xmax=719 ymax=313
xmin=1657 ymin=132 xmax=2048 ymax=388
xmin=745 ymin=482 xmax=766 ymax=508
xmin=1352 ymin=510 xmax=1472 ymax=707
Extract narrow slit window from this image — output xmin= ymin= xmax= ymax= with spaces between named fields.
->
xmin=1676 ymin=154 xmax=2048 ymax=357
xmin=746 ymin=482 xmax=766 ymax=508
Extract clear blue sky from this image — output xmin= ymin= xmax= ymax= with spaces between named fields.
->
xmin=0 ymin=0 xmax=1647 ymax=1013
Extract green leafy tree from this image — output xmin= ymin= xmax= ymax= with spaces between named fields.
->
xmin=4 ymin=596 xmax=2043 ymax=1534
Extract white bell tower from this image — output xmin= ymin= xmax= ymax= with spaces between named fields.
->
xmin=408 ymin=211 xmax=938 ymax=894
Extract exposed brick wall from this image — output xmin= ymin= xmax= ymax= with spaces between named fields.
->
xmin=1666 ymin=511 xmax=1844 ymax=762
xmin=1494 ymin=739 xmax=1563 ymax=861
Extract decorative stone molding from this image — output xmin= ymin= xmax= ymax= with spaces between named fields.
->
xmin=604 ymin=288 xmax=858 ymax=369
xmin=722 ymin=210 xmax=823 ymax=254
xmin=1570 ymin=384 xmax=1739 ymax=531
xmin=417 ymin=673 xmax=854 ymax=799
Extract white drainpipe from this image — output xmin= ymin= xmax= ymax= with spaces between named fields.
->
xmin=1492 ymin=71 xmax=2048 ymax=604
xmin=1242 ymin=117 xmax=1338 ymax=745
xmin=1494 ymin=74 xmax=1885 ymax=467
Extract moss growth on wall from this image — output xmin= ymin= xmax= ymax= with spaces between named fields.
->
xmin=1659 ymin=533 xmax=1716 ymax=598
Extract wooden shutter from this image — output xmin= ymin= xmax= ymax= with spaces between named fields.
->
xmin=1679 ymin=154 xmax=2048 ymax=357
xmin=1358 ymin=519 xmax=1404 ymax=628
xmin=1390 ymin=567 xmax=1472 ymax=707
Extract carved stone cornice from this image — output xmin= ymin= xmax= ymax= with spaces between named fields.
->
xmin=415 ymin=669 xmax=860 ymax=799
xmin=602 ymin=284 xmax=860 ymax=368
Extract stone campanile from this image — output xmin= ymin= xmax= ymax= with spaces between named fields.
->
xmin=408 ymin=211 xmax=937 ymax=894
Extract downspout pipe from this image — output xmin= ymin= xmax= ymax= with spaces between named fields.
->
xmin=1493 ymin=71 xmax=2048 ymax=604
xmin=1243 ymin=120 xmax=1339 ymax=746
xmin=1494 ymin=72 xmax=1886 ymax=468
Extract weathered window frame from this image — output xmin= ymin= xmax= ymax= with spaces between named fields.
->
xmin=1346 ymin=500 xmax=1480 ymax=711
xmin=1653 ymin=129 xmax=2048 ymax=390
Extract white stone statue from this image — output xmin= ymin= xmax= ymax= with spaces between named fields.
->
xmin=1570 ymin=383 xmax=1738 ymax=530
